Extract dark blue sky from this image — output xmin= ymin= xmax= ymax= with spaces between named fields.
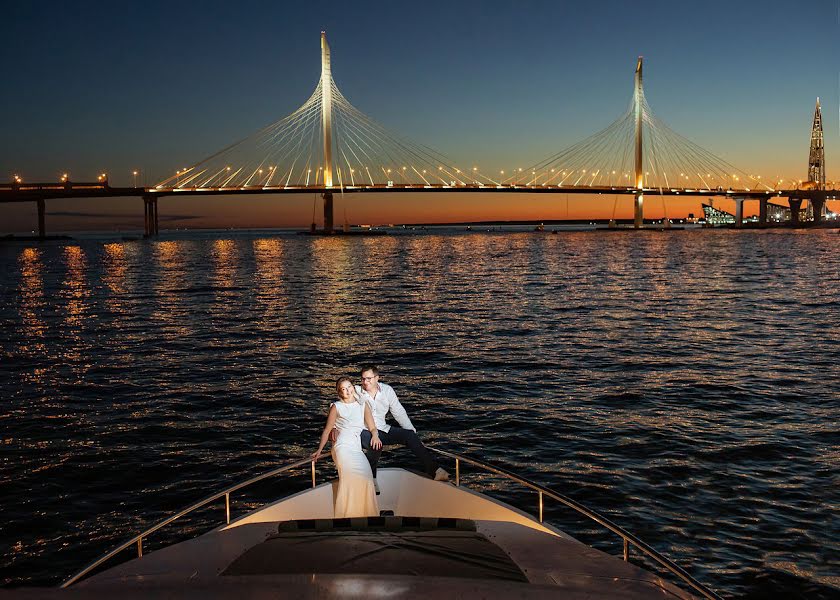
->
xmin=2 ymin=0 xmax=838 ymax=186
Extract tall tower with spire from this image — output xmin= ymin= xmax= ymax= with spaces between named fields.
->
xmin=808 ymin=98 xmax=825 ymax=189
xmin=806 ymin=98 xmax=825 ymax=220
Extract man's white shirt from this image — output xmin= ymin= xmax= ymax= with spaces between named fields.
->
xmin=355 ymin=382 xmax=415 ymax=433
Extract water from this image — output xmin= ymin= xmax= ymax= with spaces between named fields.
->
xmin=1 ymin=228 xmax=838 ymax=598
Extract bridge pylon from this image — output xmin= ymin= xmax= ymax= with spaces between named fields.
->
xmin=321 ymin=32 xmax=334 ymax=189
xmin=633 ymin=56 xmax=644 ymax=228
xmin=321 ymin=31 xmax=335 ymax=233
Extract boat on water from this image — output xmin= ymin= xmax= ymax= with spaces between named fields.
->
xmin=56 ymin=448 xmax=721 ymax=599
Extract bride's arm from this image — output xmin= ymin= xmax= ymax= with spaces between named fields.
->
xmin=364 ymin=404 xmax=382 ymax=450
xmin=313 ymin=405 xmax=338 ymax=461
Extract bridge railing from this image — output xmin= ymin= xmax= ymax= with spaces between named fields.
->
xmin=0 ymin=182 xmax=108 ymax=192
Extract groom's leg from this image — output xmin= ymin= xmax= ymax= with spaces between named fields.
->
xmin=360 ymin=429 xmax=383 ymax=478
xmin=384 ymin=426 xmax=438 ymax=477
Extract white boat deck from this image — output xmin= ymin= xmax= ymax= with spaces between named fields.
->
xmin=226 ymin=467 xmax=562 ymax=535
xmin=62 ymin=469 xmax=696 ymax=599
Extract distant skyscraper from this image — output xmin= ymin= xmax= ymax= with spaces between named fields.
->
xmin=808 ymin=98 xmax=825 ymax=189
xmin=807 ymin=98 xmax=825 ymax=219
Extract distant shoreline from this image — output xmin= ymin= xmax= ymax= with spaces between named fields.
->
xmin=3 ymin=219 xmax=839 ymax=239
xmin=399 ymin=218 xmax=661 ymax=226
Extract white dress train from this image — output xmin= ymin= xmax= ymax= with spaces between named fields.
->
xmin=331 ymin=400 xmax=379 ymax=518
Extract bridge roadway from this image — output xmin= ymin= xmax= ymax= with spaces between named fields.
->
xmin=0 ymin=182 xmax=792 ymax=201
xmin=1 ymin=182 xmax=835 ymax=237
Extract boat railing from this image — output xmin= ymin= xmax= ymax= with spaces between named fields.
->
xmin=61 ymin=456 xmax=317 ymax=588
xmin=430 ymin=447 xmax=721 ymax=600
xmin=63 ymin=450 xmax=721 ymax=599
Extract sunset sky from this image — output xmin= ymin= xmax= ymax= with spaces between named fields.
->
xmin=2 ymin=0 xmax=838 ymax=230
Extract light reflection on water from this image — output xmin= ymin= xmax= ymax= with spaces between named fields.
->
xmin=61 ymin=246 xmax=87 ymax=330
xmin=311 ymin=237 xmax=360 ymax=355
xmin=16 ymin=248 xmax=46 ymax=360
xmin=0 ymin=229 xmax=838 ymax=598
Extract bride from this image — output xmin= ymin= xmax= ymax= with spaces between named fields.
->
xmin=313 ymin=377 xmax=382 ymax=518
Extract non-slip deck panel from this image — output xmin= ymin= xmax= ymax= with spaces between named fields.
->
xmin=223 ymin=525 xmax=526 ymax=582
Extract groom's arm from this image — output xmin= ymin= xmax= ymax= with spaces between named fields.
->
xmin=387 ymin=386 xmax=416 ymax=432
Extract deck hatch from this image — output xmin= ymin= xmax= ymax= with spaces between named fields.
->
xmin=222 ymin=522 xmax=526 ymax=582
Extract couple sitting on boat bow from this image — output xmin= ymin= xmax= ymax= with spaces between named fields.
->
xmin=312 ymin=365 xmax=450 ymax=518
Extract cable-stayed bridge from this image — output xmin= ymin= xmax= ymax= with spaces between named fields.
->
xmin=1 ymin=32 xmax=834 ymax=237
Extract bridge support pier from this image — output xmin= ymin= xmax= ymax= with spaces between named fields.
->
xmin=789 ymin=198 xmax=802 ymax=226
xmin=37 ymin=199 xmax=46 ymax=239
xmin=634 ymin=193 xmax=643 ymax=228
xmin=734 ymin=197 xmax=744 ymax=228
xmin=758 ymin=198 xmax=768 ymax=226
xmin=810 ymin=197 xmax=825 ymax=225
xmin=322 ymin=192 xmax=334 ymax=234
xmin=143 ymin=195 xmax=159 ymax=237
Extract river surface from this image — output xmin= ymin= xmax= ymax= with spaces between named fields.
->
xmin=1 ymin=228 xmax=838 ymax=598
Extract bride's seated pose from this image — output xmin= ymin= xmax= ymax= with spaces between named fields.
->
xmin=313 ymin=377 xmax=382 ymax=518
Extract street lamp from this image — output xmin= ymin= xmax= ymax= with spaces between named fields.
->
xmin=133 ymin=170 xmax=138 ymax=187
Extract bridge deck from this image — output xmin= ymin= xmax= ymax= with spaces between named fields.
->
xmin=0 ymin=183 xmax=811 ymax=203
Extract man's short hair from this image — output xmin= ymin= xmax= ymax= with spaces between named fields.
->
xmin=360 ymin=364 xmax=379 ymax=376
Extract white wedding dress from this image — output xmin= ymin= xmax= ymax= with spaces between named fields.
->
xmin=331 ymin=400 xmax=379 ymax=518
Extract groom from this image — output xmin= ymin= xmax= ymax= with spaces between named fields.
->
xmin=355 ymin=364 xmax=449 ymax=484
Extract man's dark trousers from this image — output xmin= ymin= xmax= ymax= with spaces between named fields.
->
xmin=361 ymin=426 xmax=437 ymax=478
